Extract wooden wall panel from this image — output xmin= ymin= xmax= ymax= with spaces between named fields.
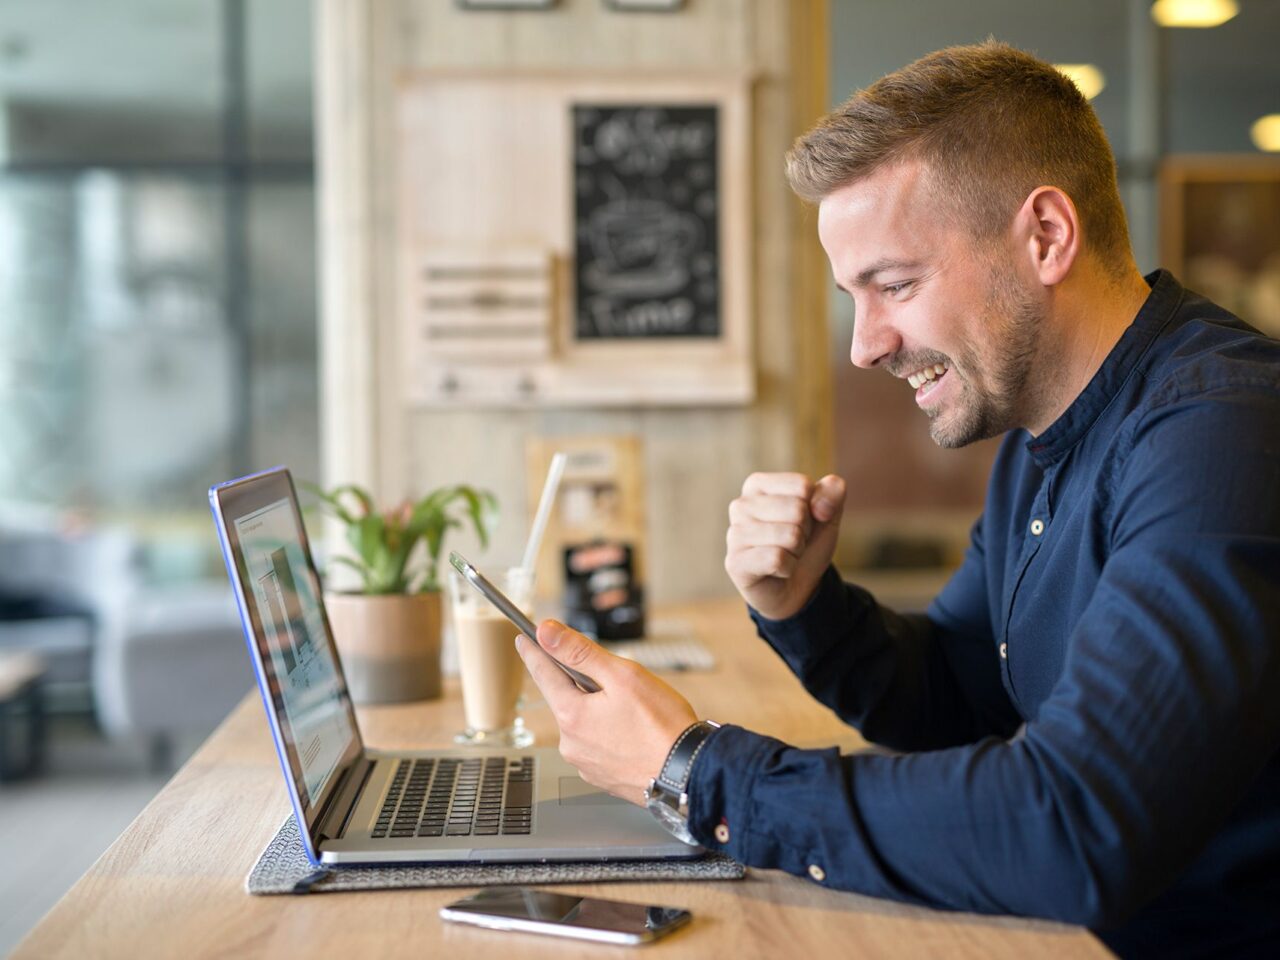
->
xmin=317 ymin=0 xmax=831 ymax=602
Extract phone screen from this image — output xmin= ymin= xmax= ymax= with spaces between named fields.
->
xmin=441 ymin=888 xmax=691 ymax=944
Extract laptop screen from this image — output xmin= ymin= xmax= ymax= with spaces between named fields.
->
xmin=212 ymin=469 xmax=359 ymax=816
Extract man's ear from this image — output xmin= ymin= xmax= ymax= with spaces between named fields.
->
xmin=1015 ymin=186 xmax=1080 ymax=286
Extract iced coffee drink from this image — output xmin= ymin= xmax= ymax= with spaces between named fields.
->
xmin=447 ymin=566 xmax=535 ymax=747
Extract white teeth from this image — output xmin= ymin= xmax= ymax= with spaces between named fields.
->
xmin=906 ymin=363 xmax=948 ymax=391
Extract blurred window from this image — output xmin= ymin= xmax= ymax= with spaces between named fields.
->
xmin=0 ymin=0 xmax=316 ymax=583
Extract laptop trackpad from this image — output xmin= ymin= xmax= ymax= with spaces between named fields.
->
xmin=558 ymin=776 xmax=630 ymax=806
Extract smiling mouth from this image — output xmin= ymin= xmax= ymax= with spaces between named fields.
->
xmin=906 ymin=361 xmax=950 ymax=397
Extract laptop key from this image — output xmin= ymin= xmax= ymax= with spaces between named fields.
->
xmin=504 ymin=780 xmax=533 ymax=808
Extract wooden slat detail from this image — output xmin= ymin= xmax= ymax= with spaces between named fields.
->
xmin=411 ymin=248 xmax=553 ymax=361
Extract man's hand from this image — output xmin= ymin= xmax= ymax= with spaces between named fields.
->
xmin=515 ymin=620 xmax=697 ymax=806
xmin=725 ymin=472 xmax=846 ymax=620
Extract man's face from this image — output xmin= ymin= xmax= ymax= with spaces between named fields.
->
xmin=817 ymin=160 xmax=1044 ymax=448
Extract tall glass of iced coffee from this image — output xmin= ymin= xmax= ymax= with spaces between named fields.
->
xmin=446 ymin=565 xmax=535 ymax=747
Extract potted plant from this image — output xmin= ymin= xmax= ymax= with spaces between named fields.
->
xmin=305 ymin=481 xmax=498 ymax=704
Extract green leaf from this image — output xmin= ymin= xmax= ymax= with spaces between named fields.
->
xmin=368 ymin=545 xmax=406 ymax=594
xmin=455 ymin=486 xmax=499 ymax=549
xmin=300 ymin=481 xmax=356 ymax=526
xmin=407 ymin=488 xmax=451 ymax=534
xmin=421 ymin=512 xmax=447 ymax=564
xmin=327 ymin=484 xmax=375 ymax=517
xmin=347 ymin=514 xmax=387 ymax=572
xmin=383 ymin=537 xmax=416 ymax=594
xmin=304 ymin=479 xmax=498 ymax=596
xmin=327 ymin=554 xmax=373 ymax=591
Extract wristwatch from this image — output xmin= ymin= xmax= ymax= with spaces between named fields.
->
xmin=644 ymin=720 xmax=721 ymax=845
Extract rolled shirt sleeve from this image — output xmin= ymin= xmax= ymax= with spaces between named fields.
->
xmin=749 ymin=551 xmax=1020 ymax=753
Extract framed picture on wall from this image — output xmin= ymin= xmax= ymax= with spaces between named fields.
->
xmin=1160 ymin=156 xmax=1280 ymax=337
xmin=398 ymin=72 xmax=753 ymax=407
xmin=572 ymin=103 xmax=721 ymax=342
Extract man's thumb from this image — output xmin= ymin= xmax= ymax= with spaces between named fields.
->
xmin=810 ymin=474 xmax=846 ymax=524
xmin=537 ymin=619 xmax=611 ymax=673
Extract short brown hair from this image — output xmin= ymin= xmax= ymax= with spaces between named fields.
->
xmin=786 ymin=41 xmax=1131 ymax=273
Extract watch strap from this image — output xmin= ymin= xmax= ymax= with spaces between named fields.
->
xmin=656 ymin=720 xmax=721 ymax=795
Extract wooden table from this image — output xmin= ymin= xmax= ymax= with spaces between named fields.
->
xmin=14 ymin=599 xmax=1110 ymax=958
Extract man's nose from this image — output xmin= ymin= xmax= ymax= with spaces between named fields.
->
xmin=848 ymin=302 xmax=902 ymax=369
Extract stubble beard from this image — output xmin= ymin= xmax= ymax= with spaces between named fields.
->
xmin=927 ymin=267 xmax=1045 ymax=449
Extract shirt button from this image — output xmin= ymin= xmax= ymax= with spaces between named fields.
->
xmin=999 ymin=642 xmax=1008 ymax=659
xmin=714 ymin=823 xmax=730 ymax=844
xmin=1030 ymin=518 xmax=1045 ymax=536
xmin=808 ymin=864 xmax=826 ymax=883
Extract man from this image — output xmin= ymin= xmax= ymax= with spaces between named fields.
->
xmin=515 ymin=42 xmax=1280 ymax=958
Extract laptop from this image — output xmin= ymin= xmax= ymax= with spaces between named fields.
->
xmin=209 ymin=466 xmax=700 ymax=866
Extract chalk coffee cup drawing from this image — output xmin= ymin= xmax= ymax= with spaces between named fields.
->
xmin=446 ymin=565 xmax=535 ymax=748
xmin=586 ymin=200 xmax=703 ymax=297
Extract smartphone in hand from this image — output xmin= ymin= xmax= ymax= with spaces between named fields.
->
xmin=449 ymin=552 xmax=602 ymax=693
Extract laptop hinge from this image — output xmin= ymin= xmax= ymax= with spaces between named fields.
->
xmin=315 ymin=757 xmax=376 ymax=842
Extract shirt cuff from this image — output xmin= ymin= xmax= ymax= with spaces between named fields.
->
xmin=748 ymin=565 xmax=862 ymax=670
xmin=684 ymin=723 xmax=781 ymax=862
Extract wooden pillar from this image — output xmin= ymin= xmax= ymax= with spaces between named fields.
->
xmin=787 ymin=0 xmax=834 ymax=481
xmin=314 ymin=0 xmax=381 ymax=495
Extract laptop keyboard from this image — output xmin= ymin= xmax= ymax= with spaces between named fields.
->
xmin=372 ymin=756 xmax=534 ymax=839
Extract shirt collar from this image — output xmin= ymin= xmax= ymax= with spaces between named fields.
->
xmin=1024 ymin=269 xmax=1184 ymax=468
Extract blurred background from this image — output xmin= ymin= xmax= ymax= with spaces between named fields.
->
xmin=2 ymin=0 xmax=1277 ymax=951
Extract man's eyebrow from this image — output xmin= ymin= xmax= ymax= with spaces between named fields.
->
xmin=837 ymin=258 xmax=924 ymax=292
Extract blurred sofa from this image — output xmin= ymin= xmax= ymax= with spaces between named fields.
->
xmin=0 ymin=519 xmax=250 ymax=765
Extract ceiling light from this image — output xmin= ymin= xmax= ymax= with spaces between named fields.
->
xmin=1055 ymin=64 xmax=1106 ymax=101
xmin=1150 ymin=0 xmax=1238 ymax=28
xmin=1251 ymin=115 xmax=1280 ymax=152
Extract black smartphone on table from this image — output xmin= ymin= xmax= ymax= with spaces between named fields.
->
xmin=440 ymin=887 xmax=691 ymax=945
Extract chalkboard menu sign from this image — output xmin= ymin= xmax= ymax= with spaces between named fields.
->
xmin=572 ymin=104 xmax=720 ymax=340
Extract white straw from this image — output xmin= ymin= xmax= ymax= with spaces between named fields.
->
xmin=522 ymin=452 xmax=567 ymax=575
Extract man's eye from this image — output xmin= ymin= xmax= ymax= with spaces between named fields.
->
xmin=883 ymin=280 xmax=914 ymax=296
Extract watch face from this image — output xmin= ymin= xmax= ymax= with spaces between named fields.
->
xmin=646 ymin=794 xmax=698 ymax=846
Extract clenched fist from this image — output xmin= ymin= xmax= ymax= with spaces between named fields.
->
xmin=724 ymin=472 xmax=846 ymax=620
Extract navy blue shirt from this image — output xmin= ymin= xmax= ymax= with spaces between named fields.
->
xmin=687 ymin=271 xmax=1280 ymax=958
